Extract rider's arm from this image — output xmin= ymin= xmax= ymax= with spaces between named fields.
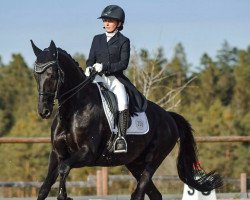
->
xmin=86 ymin=36 xmax=97 ymax=67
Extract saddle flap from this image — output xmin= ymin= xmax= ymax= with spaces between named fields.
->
xmin=99 ymin=82 xmax=118 ymax=118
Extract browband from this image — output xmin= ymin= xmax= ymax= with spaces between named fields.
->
xmin=34 ymin=60 xmax=57 ymax=73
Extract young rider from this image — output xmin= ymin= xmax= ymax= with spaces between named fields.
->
xmin=85 ymin=5 xmax=147 ymax=153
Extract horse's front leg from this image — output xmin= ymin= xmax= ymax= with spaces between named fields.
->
xmin=57 ymin=145 xmax=93 ymax=200
xmin=37 ymin=150 xmax=59 ymax=200
xmin=57 ymin=164 xmax=72 ymax=200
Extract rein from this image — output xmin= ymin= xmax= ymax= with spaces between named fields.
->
xmin=58 ymin=71 xmax=97 ymax=108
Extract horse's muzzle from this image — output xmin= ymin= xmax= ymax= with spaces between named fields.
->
xmin=40 ymin=108 xmax=51 ymax=119
xmin=38 ymin=103 xmax=53 ymax=119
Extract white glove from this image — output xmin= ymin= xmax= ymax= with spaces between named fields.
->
xmin=93 ymin=63 xmax=103 ymax=73
xmin=85 ymin=66 xmax=93 ymax=77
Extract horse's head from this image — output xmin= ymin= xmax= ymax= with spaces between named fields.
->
xmin=31 ymin=40 xmax=61 ymax=119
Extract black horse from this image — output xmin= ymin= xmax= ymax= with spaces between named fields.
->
xmin=31 ymin=40 xmax=222 ymax=200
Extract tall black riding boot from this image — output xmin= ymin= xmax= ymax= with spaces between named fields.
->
xmin=114 ymin=109 xmax=129 ymax=153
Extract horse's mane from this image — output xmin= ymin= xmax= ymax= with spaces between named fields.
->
xmin=57 ymin=48 xmax=85 ymax=76
xmin=57 ymin=48 xmax=80 ymax=67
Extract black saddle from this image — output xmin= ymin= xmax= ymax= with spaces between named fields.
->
xmin=98 ymin=82 xmax=132 ymax=128
xmin=98 ymin=83 xmax=118 ymax=124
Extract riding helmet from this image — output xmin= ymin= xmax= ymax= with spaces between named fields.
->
xmin=98 ymin=5 xmax=125 ymax=23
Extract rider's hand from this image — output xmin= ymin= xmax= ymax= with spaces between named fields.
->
xmin=93 ymin=63 xmax=103 ymax=73
xmin=85 ymin=66 xmax=93 ymax=77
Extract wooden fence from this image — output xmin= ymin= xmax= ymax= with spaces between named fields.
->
xmin=0 ymin=173 xmax=249 ymax=197
xmin=0 ymin=136 xmax=250 ymax=143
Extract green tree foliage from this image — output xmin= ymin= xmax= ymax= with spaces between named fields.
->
xmin=128 ymin=47 xmax=168 ymax=100
xmin=179 ymin=43 xmax=250 ymax=182
xmin=0 ymin=56 xmax=3 ymax=67
xmin=167 ymin=43 xmax=189 ymax=87
xmin=0 ymin=54 xmax=52 ymax=181
xmin=233 ymin=47 xmax=250 ymax=116
xmin=0 ymin=54 xmax=34 ymax=136
xmin=198 ymin=53 xmax=221 ymax=107
xmin=73 ymin=53 xmax=86 ymax=69
xmin=216 ymin=41 xmax=237 ymax=105
xmin=128 ymin=45 xmax=193 ymax=110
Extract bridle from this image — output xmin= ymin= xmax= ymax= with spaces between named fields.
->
xmin=34 ymin=53 xmax=97 ymax=108
xmin=34 ymin=59 xmax=61 ymax=99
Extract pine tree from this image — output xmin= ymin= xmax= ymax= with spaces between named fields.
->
xmin=197 ymin=53 xmax=220 ymax=107
xmin=216 ymin=41 xmax=237 ymax=105
xmin=167 ymin=43 xmax=190 ymax=87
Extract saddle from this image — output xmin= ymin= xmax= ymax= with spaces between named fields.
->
xmin=98 ymin=83 xmax=119 ymax=125
xmin=95 ymin=82 xmax=149 ymax=135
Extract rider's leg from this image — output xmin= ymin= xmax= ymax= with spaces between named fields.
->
xmin=115 ymin=108 xmax=129 ymax=152
xmin=107 ymin=77 xmax=129 ymax=153
xmin=96 ymin=75 xmax=129 ymax=153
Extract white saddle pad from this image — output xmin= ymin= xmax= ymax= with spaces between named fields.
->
xmin=95 ymin=83 xmax=149 ymax=135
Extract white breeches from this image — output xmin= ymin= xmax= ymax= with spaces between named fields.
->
xmin=94 ymin=74 xmax=128 ymax=111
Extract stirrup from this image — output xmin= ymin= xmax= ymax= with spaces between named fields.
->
xmin=113 ymin=136 xmax=127 ymax=153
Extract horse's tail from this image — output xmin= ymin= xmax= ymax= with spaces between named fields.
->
xmin=169 ymin=111 xmax=223 ymax=192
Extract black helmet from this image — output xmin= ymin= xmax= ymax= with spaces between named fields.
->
xmin=98 ymin=5 xmax=125 ymax=23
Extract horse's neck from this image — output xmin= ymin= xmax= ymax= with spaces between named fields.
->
xmin=83 ymin=83 xmax=101 ymax=103
xmin=58 ymin=64 xmax=100 ymax=107
xmin=56 ymin=51 xmax=102 ymax=116
xmin=62 ymin=70 xmax=83 ymax=91
xmin=58 ymin=54 xmax=84 ymax=93
xmin=57 ymin=82 xmax=101 ymax=123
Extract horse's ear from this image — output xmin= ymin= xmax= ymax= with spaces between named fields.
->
xmin=30 ymin=40 xmax=42 ymax=57
xmin=49 ymin=40 xmax=57 ymax=57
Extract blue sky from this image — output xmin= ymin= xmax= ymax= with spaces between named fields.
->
xmin=0 ymin=0 xmax=249 ymax=71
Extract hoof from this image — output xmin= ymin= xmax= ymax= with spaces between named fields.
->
xmin=37 ymin=188 xmax=49 ymax=200
xmin=130 ymin=192 xmax=145 ymax=200
xmin=57 ymin=194 xmax=73 ymax=200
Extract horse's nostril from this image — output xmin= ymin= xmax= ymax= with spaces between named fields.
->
xmin=43 ymin=109 xmax=50 ymax=117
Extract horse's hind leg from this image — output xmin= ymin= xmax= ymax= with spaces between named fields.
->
xmin=37 ymin=150 xmax=59 ymax=200
xmin=146 ymin=181 xmax=162 ymax=200
xmin=126 ymin=163 xmax=162 ymax=200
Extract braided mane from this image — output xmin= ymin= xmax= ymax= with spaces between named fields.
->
xmin=57 ymin=48 xmax=79 ymax=67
